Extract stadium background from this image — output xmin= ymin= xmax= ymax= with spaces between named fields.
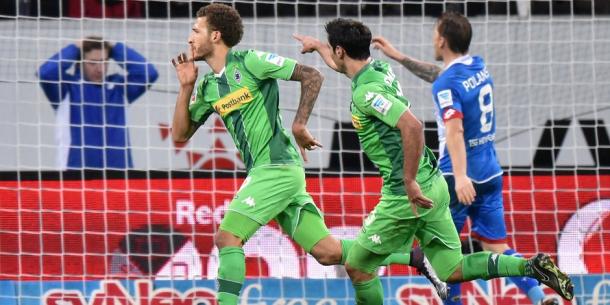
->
xmin=0 ymin=1 xmax=609 ymax=304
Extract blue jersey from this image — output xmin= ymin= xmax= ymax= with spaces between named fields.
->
xmin=431 ymin=55 xmax=502 ymax=182
xmin=38 ymin=43 xmax=158 ymax=169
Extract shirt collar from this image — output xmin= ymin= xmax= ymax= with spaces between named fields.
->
xmin=444 ymin=54 xmax=473 ymax=71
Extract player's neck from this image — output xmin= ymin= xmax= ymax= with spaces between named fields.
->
xmin=205 ymin=46 xmax=230 ymax=74
xmin=345 ymin=57 xmax=372 ymax=79
xmin=442 ymin=52 xmax=466 ymax=68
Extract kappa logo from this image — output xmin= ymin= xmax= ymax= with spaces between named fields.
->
xmin=213 ymin=87 xmax=254 ymax=117
xmin=243 ymin=196 xmax=255 ymax=207
xmin=369 ymin=234 xmax=382 ymax=245
xmin=443 ymin=108 xmax=457 ymax=120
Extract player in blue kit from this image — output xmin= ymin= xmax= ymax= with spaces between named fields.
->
xmin=373 ymin=11 xmax=562 ymax=305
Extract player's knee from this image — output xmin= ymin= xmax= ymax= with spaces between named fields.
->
xmin=345 ymin=263 xmax=375 ymax=283
xmin=214 ymin=230 xmax=243 ymax=249
xmin=310 ymin=238 xmax=342 ymax=266
xmin=480 ymin=241 xmax=510 ymax=254
xmin=313 ymin=252 xmax=339 ymax=266
xmin=444 ymin=258 xmax=465 ymax=283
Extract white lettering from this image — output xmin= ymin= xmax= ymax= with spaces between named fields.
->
xmin=468 ymin=133 xmax=496 ymax=147
xmin=591 ymin=279 xmax=610 ymax=305
xmin=176 ymin=200 xmax=194 ymax=225
xmin=195 ymin=205 xmax=213 ymax=225
xmin=462 ymin=68 xmax=491 ymax=92
xmin=240 ymin=284 xmax=266 ymax=305
xmin=176 ymin=199 xmax=230 ymax=225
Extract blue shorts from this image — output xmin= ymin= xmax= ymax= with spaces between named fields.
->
xmin=445 ymin=175 xmax=507 ymax=243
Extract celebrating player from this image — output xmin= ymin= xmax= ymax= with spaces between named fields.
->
xmin=373 ymin=11 xmax=563 ymax=305
xmin=294 ymin=18 xmax=574 ymax=305
xmin=171 ymin=4 xmax=445 ymax=304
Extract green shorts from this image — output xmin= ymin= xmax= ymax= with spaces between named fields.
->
xmin=219 ymin=165 xmax=328 ymax=250
xmin=355 ymin=174 xmax=463 ymax=280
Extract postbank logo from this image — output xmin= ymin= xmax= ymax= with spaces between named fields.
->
xmin=213 ymin=87 xmax=254 ymax=117
xmin=352 ymin=115 xmax=363 ymax=130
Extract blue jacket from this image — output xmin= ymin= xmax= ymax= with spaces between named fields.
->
xmin=38 ymin=43 xmax=158 ymax=169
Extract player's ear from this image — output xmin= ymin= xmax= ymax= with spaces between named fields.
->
xmin=336 ymin=46 xmax=345 ymax=59
xmin=211 ymin=30 xmax=221 ymax=43
xmin=438 ymin=36 xmax=446 ymax=50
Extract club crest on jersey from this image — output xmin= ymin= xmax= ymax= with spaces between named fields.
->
xmin=371 ymin=94 xmax=392 ymax=116
xmin=265 ymin=53 xmax=285 ymax=66
xmin=437 ymin=89 xmax=453 ymax=108
xmin=213 ymin=87 xmax=254 ymax=117
xmin=234 ymin=68 xmax=242 ymax=83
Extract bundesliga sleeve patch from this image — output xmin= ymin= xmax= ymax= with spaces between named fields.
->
xmin=265 ymin=53 xmax=285 ymax=66
xmin=442 ymin=107 xmax=463 ymax=121
xmin=189 ymin=86 xmax=198 ymax=105
xmin=437 ymin=89 xmax=453 ymax=108
xmin=371 ymin=94 xmax=392 ymax=116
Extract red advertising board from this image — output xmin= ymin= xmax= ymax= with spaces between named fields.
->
xmin=1 ymin=174 xmax=609 ymax=280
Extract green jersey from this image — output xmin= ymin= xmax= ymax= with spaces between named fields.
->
xmin=189 ymin=49 xmax=302 ymax=172
xmin=351 ymin=59 xmax=439 ymax=196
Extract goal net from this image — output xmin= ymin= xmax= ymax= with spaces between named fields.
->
xmin=0 ymin=1 xmax=609 ymax=304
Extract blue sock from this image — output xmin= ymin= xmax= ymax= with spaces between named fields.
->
xmin=504 ymin=249 xmax=545 ymax=304
xmin=444 ymin=283 xmax=462 ymax=305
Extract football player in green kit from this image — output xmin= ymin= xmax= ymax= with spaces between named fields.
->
xmin=171 ymin=4 xmax=447 ymax=305
xmin=294 ymin=18 xmax=573 ymax=305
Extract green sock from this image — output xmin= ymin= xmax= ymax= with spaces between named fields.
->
xmin=341 ymin=239 xmax=411 ymax=266
xmin=217 ymin=247 xmax=245 ymax=305
xmin=462 ymin=252 xmax=527 ymax=281
xmin=340 ymin=239 xmax=355 ymax=264
xmin=353 ymin=277 xmax=384 ymax=305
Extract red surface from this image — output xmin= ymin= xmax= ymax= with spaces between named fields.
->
xmin=1 ymin=174 xmax=609 ymax=280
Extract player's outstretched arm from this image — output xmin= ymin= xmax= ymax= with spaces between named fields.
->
xmin=171 ymin=52 xmax=199 ymax=142
xmin=396 ymin=110 xmax=433 ymax=213
xmin=290 ymin=63 xmax=324 ymax=162
xmin=372 ymin=36 xmax=441 ymax=83
xmin=293 ymin=34 xmax=340 ymax=72
xmin=444 ymin=118 xmax=476 ymax=204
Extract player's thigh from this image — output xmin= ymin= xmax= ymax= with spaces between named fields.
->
xmin=345 ymin=241 xmax=390 ymax=274
xmin=417 ymin=178 xmax=463 ymax=281
xmin=274 ymin=166 xmax=331 ymax=252
xmin=222 ymin=166 xmax=301 ymax=241
xmin=219 ymin=210 xmax=262 ymax=242
xmin=445 ymin=175 xmax=469 ymax=233
xmin=290 ymin=208 xmax=331 ymax=253
xmin=355 ymin=199 xmax=418 ymax=257
xmin=468 ymin=175 xmax=507 ymax=243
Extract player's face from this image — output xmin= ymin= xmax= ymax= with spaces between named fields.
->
xmin=189 ymin=17 xmax=214 ymax=61
xmin=82 ymin=49 xmax=108 ymax=83
xmin=433 ymin=25 xmax=443 ymax=61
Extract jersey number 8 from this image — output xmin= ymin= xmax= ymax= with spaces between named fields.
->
xmin=478 ymin=83 xmax=494 ymax=133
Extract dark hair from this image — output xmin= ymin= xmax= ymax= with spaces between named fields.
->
xmin=196 ymin=3 xmax=244 ymax=47
xmin=324 ymin=18 xmax=371 ymax=60
xmin=81 ymin=36 xmax=111 ymax=60
xmin=436 ymin=11 xmax=472 ymax=54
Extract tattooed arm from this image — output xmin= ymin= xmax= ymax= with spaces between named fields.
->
xmin=372 ymin=36 xmax=442 ymax=83
xmin=289 ymin=63 xmax=324 ymax=161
